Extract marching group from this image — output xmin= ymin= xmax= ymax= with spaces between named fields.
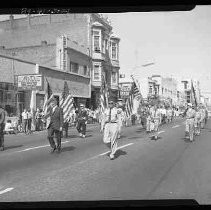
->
xmin=0 ymin=100 xmax=209 ymax=157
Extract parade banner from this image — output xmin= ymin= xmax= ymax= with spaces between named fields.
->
xmin=15 ymin=74 xmax=43 ymax=90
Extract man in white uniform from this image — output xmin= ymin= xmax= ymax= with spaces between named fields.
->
xmin=101 ymin=100 xmax=119 ymax=160
xmin=184 ymin=103 xmax=196 ymax=142
xmin=116 ymin=100 xmax=124 ymax=139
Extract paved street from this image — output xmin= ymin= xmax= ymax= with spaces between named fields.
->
xmin=0 ymin=119 xmax=211 ymax=204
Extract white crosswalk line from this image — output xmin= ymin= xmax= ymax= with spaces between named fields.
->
xmin=158 ymin=131 xmax=165 ymax=134
xmin=172 ymin=125 xmax=180 ymax=128
xmin=0 ymin=188 xmax=14 ymax=195
xmin=16 ymin=141 xmax=70 ymax=153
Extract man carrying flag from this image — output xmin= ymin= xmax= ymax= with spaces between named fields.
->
xmin=99 ymin=74 xmax=109 ymax=126
xmin=59 ymin=81 xmax=74 ymax=138
xmin=42 ymin=78 xmax=54 ymax=127
xmin=125 ymin=75 xmax=142 ymax=126
xmin=42 ymin=79 xmax=64 ymax=153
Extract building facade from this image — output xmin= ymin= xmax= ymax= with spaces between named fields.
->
xmin=181 ymin=79 xmax=201 ymax=104
xmin=0 ymin=49 xmax=91 ymax=115
xmin=0 ymin=14 xmax=120 ymax=110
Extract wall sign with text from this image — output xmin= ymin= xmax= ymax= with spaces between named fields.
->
xmin=15 ymin=74 xmax=43 ymax=90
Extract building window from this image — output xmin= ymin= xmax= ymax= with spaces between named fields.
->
xmin=83 ymin=65 xmax=87 ymax=76
xmin=93 ymin=30 xmax=101 ymax=53
xmin=149 ymin=86 xmax=153 ymax=94
xmin=93 ymin=64 xmax=100 ymax=81
xmin=184 ymin=82 xmax=187 ymax=89
xmin=111 ymin=42 xmax=117 ymax=60
xmin=112 ymin=72 xmax=117 ymax=84
xmin=70 ymin=62 xmax=79 ymax=74
xmin=105 ymin=39 xmax=108 ymax=51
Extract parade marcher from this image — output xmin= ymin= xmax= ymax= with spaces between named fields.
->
xmin=131 ymin=113 xmax=136 ymax=125
xmin=116 ymin=101 xmax=124 ymax=139
xmin=45 ymin=97 xmax=64 ymax=153
xmin=146 ymin=105 xmax=151 ymax=133
xmin=184 ymin=103 xmax=196 ymax=142
xmin=0 ymin=105 xmax=6 ymax=151
xmin=161 ymin=106 xmax=167 ymax=124
xmin=100 ymin=99 xmax=119 ymax=160
xmin=194 ymin=106 xmax=201 ymax=136
xmin=21 ymin=109 xmax=28 ymax=134
xmin=27 ymin=109 xmax=33 ymax=134
xmin=35 ymin=108 xmax=43 ymax=131
xmin=166 ymin=107 xmax=172 ymax=123
xmin=62 ymin=114 xmax=71 ymax=138
xmin=75 ymin=104 xmax=88 ymax=138
xmin=199 ymin=105 xmax=206 ymax=129
xmin=150 ymin=105 xmax=161 ymax=140
xmin=205 ymin=107 xmax=208 ymax=125
xmin=140 ymin=106 xmax=147 ymax=129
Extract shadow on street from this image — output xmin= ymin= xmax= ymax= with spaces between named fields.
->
xmin=61 ymin=146 xmax=76 ymax=153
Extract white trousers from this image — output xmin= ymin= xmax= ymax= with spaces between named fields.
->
xmin=103 ymin=123 xmax=118 ymax=155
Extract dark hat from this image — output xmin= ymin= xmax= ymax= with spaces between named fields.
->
xmin=50 ymin=96 xmax=57 ymax=103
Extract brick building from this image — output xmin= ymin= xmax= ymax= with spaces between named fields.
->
xmin=0 ymin=14 xmax=120 ymax=109
xmin=0 ymin=38 xmax=91 ymax=115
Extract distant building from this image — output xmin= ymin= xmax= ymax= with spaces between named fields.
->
xmin=0 ymin=14 xmax=120 ymax=109
xmin=148 ymin=75 xmax=178 ymax=106
xmin=181 ymin=79 xmax=201 ymax=104
xmin=200 ymin=92 xmax=211 ymax=106
xmin=119 ymin=75 xmax=179 ymax=107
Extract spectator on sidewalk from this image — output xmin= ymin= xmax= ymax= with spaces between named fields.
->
xmin=22 ymin=109 xmax=28 ymax=134
xmin=27 ymin=109 xmax=33 ymax=134
xmin=35 ymin=108 xmax=43 ymax=131
xmin=75 ymin=104 xmax=88 ymax=138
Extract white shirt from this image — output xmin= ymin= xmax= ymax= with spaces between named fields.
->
xmin=103 ymin=107 xmax=118 ymax=123
xmin=5 ymin=122 xmax=13 ymax=131
xmin=28 ymin=112 xmax=32 ymax=119
xmin=52 ymin=106 xmax=57 ymax=114
xmin=22 ymin=112 xmax=28 ymax=120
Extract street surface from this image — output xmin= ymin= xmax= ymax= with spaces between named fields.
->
xmin=0 ymin=118 xmax=211 ymax=204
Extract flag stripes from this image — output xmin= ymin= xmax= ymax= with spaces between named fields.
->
xmin=125 ymin=76 xmax=142 ymax=118
xmin=191 ymin=80 xmax=197 ymax=107
xmin=125 ymin=94 xmax=133 ymax=118
xmin=99 ymin=74 xmax=109 ymax=114
xmin=59 ymin=82 xmax=74 ymax=123
xmin=43 ymin=78 xmax=53 ymax=118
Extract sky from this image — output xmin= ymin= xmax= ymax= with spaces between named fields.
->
xmin=105 ymin=6 xmax=211 ymax=93
xmin=0 ymin=7 xmax=211 ymax=93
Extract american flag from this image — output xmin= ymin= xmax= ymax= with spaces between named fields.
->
xmin=60 ymin=81 xmax=74 ymax=122
xmin=99 ymin=74 xmax=109 ymax=114
xmin=43 ymin=78 xmax=53 ymax=118
xmin=190 ymin=80 xmax=197 ymax=107
xmin=125 ymin=77 xmax=142 ymax=117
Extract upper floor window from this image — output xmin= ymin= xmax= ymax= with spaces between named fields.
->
xmin=70 ymin=62 xmax=79 ymax=74
xmin=111 ymin=72 xmax=117 ymax=84
xmin=93 ymin=64 xmax=100 ymax=81
xmin=105 ymin=39 xmax=108 ymax=51
xmin=83 ymin=65 xmax=87 ymax=76
xmin=184 ymin=82 xmax=187 ymax=89
xmin=111 ymin=42 xmax=117 ymax=60
xmin=93 ymin=30 xmax=101 ymax=53
xmin=149 ymin=86 xmax=153 ymax=94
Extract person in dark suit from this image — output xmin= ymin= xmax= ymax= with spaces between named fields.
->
xmin=45 ymin=97 xmax=64 ymax=153
xmin=75 ymin=104 xmax=88 ymax=138
xmin=0 ymin=105 xmax=6 ymax=151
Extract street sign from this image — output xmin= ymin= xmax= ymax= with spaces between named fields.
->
xmin=15 ymin=74 xmax=43 ymax=90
